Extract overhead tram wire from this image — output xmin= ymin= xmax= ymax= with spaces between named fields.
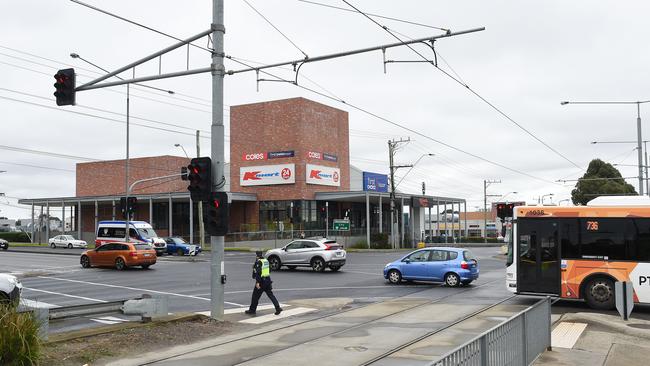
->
xmin=60 ymin=1 xmax=557 ymax=186
xmin=297 ymin=0 xmax=450 ymax=32
xmin=225 ymin=55 xmax=562 ymax=186
xmin=242 ymin=0 xmax=309 ymax=58
xmin=340 ymin=0 xmax=584 ymax=172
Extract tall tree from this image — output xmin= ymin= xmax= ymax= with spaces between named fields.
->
xmin=571 ymin=159 xmax=637 ymax=205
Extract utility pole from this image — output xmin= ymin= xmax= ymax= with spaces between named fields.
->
xmin=483 ymin=179 xmax=501 ymax=243
xmin=210 ymin=0 xmax=226 ymax=320
xmin=388 ymin=138 xmax=411 ymax=249
xmin=197 ymin=130 xmax=205 ymax=248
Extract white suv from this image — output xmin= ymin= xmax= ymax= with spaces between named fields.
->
xmin=0 ymin=273 xmax=22 ymax=305
xmin=265 ymin=238 xmax=346 ymax=272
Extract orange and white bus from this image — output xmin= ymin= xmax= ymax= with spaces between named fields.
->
xmin=506 ymin=196 xmax=650 ymax=309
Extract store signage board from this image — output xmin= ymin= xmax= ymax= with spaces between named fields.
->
xmin=306 ymin=164 xmax=340 ymax=186
xmin=362 ymin=172 xmax=388 ymax=192
xmin=240 ymin=164 xmax=295 ymax=186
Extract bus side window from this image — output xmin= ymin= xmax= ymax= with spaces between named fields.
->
xmin=630 ymin=219 xmax=650 ymax=261
xmin=560 ymin=218 xmax=580 ymax=259
xmin=580 ymin=218 xmax=625 ymax=260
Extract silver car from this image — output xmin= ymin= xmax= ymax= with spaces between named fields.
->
xmin=265 ymin=238 xmax=346 ymax=272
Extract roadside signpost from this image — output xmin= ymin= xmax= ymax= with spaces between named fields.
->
xmin=615 ymin=281 xmax=634 ymax=320
xmin=333 ymin=219 xmax=350 ymax=231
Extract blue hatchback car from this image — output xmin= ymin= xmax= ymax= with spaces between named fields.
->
xmin=163 ymin=237 xmax=201 ymax=256
xmin=383 ymin=247 xmax=479 ymax=287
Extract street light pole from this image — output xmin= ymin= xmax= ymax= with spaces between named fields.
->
xmin=483 ymin=179 xmax=501 ymax=243
xmin=562 ymin=99 xmax=650 ymax=195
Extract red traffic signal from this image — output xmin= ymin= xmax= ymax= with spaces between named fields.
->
xmin=53 ymin=68 xmax=76 ymax=106
xmin=187 ymin=157 xmax=212 ymax=201
xmin=203 ymin=191 xmax=229 ymax=236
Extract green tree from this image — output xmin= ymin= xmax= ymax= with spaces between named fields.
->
xmin=571 ymin=159 xmax=637 ymax=205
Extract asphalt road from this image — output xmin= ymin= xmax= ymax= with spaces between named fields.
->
xmin=1 ymin=247 xmax=505 ymax=313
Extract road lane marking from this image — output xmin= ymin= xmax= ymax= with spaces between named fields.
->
xmin=193 ymin=284 xmax=430 ymax=296
xmin=23 ymin=287 xmax=108 ymax=303
xmin=195 ymin=304 xmax=291 ymax=316
xmin=20 ymin=298 xmax=60 ymax=309
xmin=239 ymin=307 xmax=316 ymax=324
xmin=36 ymin=276 xmax=242 ymax=305
xmin=91 ymin=316 xmax=130 ymax=325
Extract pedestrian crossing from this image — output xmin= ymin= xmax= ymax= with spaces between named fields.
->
xmin=90 ymin=316 xmax=131 ymax=325
xmin=195 ymin=304 xmax=317 ymax=324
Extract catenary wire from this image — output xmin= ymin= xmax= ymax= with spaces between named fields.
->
xmin=242 ymin=0 xmax=309 ymax=58
xmin=297 ymin=0 xmax=450 ymax=32
xmin=341 ymin=0 xmax=584 ymax=171
xmin=47 ymin=4 xmax=560 ymax=186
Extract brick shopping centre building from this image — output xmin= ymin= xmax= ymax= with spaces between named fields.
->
xmin=21 ymin=97 xmax=467 ymax=247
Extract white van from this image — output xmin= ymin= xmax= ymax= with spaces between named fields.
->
xmin=96 ymin=221 xmax=167 ymax=255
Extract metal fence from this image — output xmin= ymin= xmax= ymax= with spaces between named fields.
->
xmin=430 ymin=297 xmax=551 ymax=366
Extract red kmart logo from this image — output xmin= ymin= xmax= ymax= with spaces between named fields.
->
xmin=243 ymin=171 xmax=262 ymax=180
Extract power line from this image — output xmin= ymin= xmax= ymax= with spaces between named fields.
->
xmin=341 ymin=0 xmax=584 ymax=171
xmin=0 ymin=45 xmax=213 ymax=106
xmin=0 ymin=161 xmax=75 ymax=173
xmin=69 ymin=0 xmax=213 ymax=54
xmin=297 ymin=0 xmax=450 ymax=32
xmin=227 ymin=55 xmax=561 ymax=186
xmin=0 ymin=94 xmax=205 ymax=138
xmin=0 ymin=87 xmax=212 ymax=135
xmin=242 ymin=0 xmax=309 ymax=58
xmin=55 ymin=2 xmax=558 ymax=186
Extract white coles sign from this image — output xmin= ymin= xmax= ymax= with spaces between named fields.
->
xmin=306 ymin=164 xmax=340 ymax=187
xmin=240 ymin=164 xmax=295 ymax=186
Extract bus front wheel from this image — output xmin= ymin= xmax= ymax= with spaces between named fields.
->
xmin=584 ymin=277 xmax=615 ymax=310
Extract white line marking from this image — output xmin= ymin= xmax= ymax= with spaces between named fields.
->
xmin=97 ymin=316 xmax=128 ymax=322
xmin=36 ymin=276 xmax=239 ymax=304
xmin=193 ymin=284 xmax=426 ymax=296
xmin=91 ymin=319 xmax=121 ymax=325
xmin=23 ymin=287 xmax=107 ymax=303
xmin=239 ymin=307 xmax=316 ymax=324
xmin=20 ymin=298 xmax=60 ymax=309
xmin=196 ymin=304 xmax=291 ymax=316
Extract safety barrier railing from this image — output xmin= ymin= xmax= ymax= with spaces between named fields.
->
xmin=430 ymin=296 xmax=551 ymax=366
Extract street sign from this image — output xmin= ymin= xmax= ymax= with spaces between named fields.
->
xmin=333 ymin=219 xmax=350 ymax=231
xmin=615 ymin=281 xmax=634 ymax=320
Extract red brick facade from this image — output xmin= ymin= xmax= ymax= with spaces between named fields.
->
xmin=230 ymin=97 xmax=350 ymax=201
xmin=76 ymin=156 xmax=189 ymax=197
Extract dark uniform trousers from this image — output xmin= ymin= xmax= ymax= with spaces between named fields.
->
xmin=249 ymin=277 xmax=280 ymax=312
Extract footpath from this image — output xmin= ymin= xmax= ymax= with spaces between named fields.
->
xmin=536 ymin=311 xmax=650 ymax=366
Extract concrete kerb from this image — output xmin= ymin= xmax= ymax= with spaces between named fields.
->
xmin=45 ymin=312 xmax=204 ymax=344
xmin=559 ymin=312 xmax=650 ymax=340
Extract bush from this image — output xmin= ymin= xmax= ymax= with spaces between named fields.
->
xmin=0 ymin=232 xmax=30 ymax=243
xmin=0 ymin=304 xmax=41 ymax=365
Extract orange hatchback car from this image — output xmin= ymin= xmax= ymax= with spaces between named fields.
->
xmin=80 ymin=242 xmax=157 ymax=270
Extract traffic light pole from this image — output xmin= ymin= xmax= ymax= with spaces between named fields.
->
xmin=124 ymin=82 xmax=130 ymax=242
xmin=211 ymin=0 xmax=226 ymax=321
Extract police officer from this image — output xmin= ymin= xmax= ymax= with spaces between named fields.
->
xmin=245 ymin=250 xmax=282 ymax=315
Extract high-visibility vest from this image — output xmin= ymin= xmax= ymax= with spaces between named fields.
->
xmin=259 ymin=258 xmax=270 ymax=277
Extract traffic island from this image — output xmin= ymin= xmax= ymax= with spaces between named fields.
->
xmin=40 ymin=313 xmax=245 ymax=366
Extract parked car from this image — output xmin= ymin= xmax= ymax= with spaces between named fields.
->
xmin=49 ymin=235 xmax=87 ymax=249
xmin=383 ymin=247 xmax=479 ymax=287
xmin=0 ymin=238 xmax=8 ymax=251
xmin=80 ymin=242 xmax=157 ymax=270
xmin=265 ymin=238 xmax=346 ymax=272
xmin=163 ymin=237 xmax=201 ymax=256
xmin=96 ymin=221 xmax=166 ymax=256
xmin=0 ymin=273 xmax=22 ymax=305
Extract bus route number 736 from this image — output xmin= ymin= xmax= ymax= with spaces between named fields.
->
xmin=586 ymin=221 xmax=599 ymax=231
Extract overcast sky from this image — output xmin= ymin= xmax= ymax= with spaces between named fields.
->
xmin=1 ymin=0 xmax=649 ymax=219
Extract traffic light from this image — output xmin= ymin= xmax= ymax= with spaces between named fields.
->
xmin=180 ymin=166 xmax=189 ymax=181
xmin=53 ymin=68 xmax=76 ymax=106
xmin=496 ymin=203 xmax=515 ymax=219
xmin=187 ymin=157 xmax=212 ymax=201
xmin=203 ymin=191 xmax=229 ymax=236
xmin=120 ymin=197 xmax=138 ymax=219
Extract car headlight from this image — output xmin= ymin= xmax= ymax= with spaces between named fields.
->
xmin=385 ymin=263 xmax=391 ymax=268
